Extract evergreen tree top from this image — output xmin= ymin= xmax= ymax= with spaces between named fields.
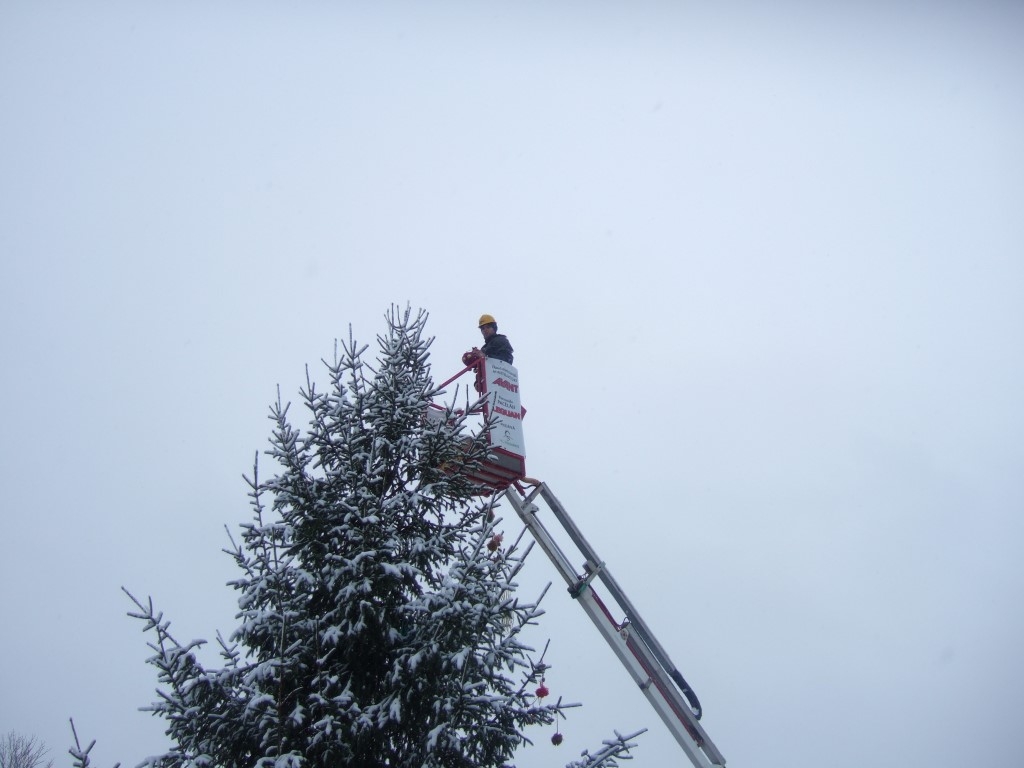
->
xmin=122 ymin=306 xmax=590 ymax=768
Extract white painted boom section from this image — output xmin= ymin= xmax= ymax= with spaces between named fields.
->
xmin=503 ymin=483 xmax=726 ymax=768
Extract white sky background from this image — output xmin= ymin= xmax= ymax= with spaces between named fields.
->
xmin=2 ymin=1 xmax=1022 ymax=766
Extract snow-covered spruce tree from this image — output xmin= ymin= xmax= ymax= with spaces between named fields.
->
xmin=127 ymin=306 xmax=569 ymax=768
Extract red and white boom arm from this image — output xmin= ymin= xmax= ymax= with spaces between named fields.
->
xmin=502 ymin=482 xmax=727 ymax=768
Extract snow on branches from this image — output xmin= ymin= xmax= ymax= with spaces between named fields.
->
xmin=124 ymin=306 xmax=575 ymax=768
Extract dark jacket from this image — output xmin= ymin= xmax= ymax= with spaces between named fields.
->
xmin=482 ymin=333 xmax=514 ymax=364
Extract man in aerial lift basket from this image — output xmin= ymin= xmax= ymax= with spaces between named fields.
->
xmin=463 ymin=313 xmax=514 ymax=366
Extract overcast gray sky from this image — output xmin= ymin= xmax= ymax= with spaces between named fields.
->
xmin=2 ymin=2 xmax=1022 ymax=767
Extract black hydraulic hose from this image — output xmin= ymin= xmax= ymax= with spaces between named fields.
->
xmin=628 ymin=617 xmax=705 ymax=721
xmin=670 ymin=669 xmax=703 ymax=720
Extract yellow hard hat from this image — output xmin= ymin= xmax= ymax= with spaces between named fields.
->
xmin=478 ymin=314 xmax=496 ymax=327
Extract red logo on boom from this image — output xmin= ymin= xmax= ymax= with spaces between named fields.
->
xmin=494 ymin=405 xmax=522 ymax=420
xmin=491 ymin=377 xmax=519 ymax=393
